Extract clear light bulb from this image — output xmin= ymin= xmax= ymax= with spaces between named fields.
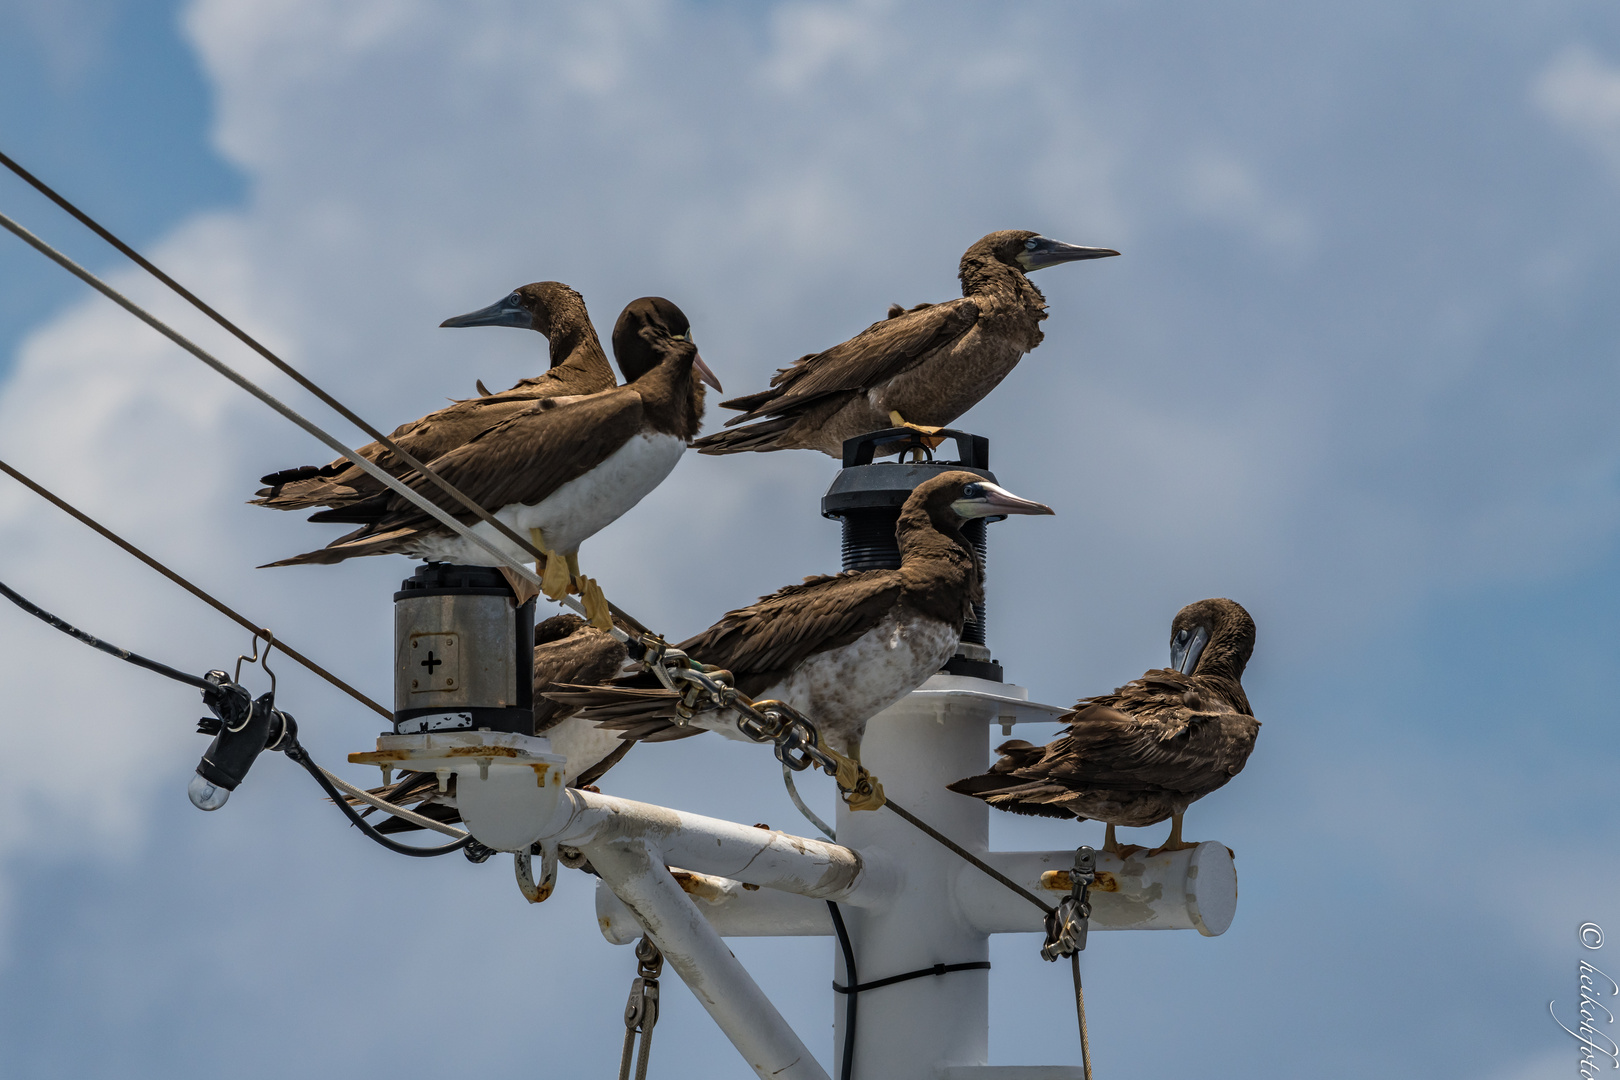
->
xmin=188 ymin=772 xmax=230 ymax=811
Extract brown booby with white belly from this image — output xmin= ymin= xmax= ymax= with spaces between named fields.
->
xmin=259 ymin=298 xmax=720 ymax=629
xmin=692 ymin=230 xmax=1117 ymax=457
xmin=254 ymin=282 xmax=621 ymax=512
xmin=547 ymin=471 xmax=1054 ymax=760
xmin=947 ymin=598 xmax=1260 ymax=855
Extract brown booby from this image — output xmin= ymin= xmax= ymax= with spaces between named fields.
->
xmin=547 ymin=471 xmax=1054 ymax=760
xmin=260 ymin=298 xmax=720 ymax=630
xmin=947 ymin=598 xmax=1259 ymax=855
xmin=356 ymin=613 xmax=633 ymax=834
xmin=254 ymin=282 xmax=619 ymax=512
xmin=692 ymin=231 xmax=1117 ymax=457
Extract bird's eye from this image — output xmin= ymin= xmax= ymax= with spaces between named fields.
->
xmin=1024 ymin=238 xmax=1040 ymax=251
xmin=509 ymin=293 xmax=524 ymax=306
xmin=1174 ymin=629 xmax=1190 ymax=646
xmin=962 ymin=482 xmax=984 ymax=499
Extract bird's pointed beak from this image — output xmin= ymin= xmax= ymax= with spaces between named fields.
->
xmin=692 ymin=351 xmax=723 ymax=392
xmin=1171 ymin=625 xmax=1210 ymax=674
xmin=953 ymin=482 xmax=1055 ymax=519
xmin=1016 ymin=237 xmax=1121 ymax=272
xmin=440 ymin=294 xmax=531 ymax=329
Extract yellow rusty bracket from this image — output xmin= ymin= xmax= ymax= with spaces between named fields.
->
xmin=828 ymin=748 xmax=885 ymax=812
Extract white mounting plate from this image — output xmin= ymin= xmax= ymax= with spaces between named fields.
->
xmin=907 ymin=674 xmax=1070 ymax=729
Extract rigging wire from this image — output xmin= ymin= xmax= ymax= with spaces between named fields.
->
xmin=0 ymin=456 xmax=391 ymax=720
xmin=0 ymin=170 xmax=1062 ymax=927
xmin=0 ymin=151 xmax=648 ymax=636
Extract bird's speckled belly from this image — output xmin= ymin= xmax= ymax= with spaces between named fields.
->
xmin=707 ymin=612 xmax=960 ymax=755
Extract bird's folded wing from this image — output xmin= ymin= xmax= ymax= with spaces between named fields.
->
xmin=376 ymin=388 xmax=647 ymax=528
xmin=677 ymin=570 xmax=904 ymax=693
xmin=1016 ymin=703 xmax=1258 ymax=793
xmin=722 ymin=299 xmax=979 ymax=422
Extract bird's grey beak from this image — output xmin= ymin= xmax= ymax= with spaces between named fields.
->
xmin=1171 ymin=625 xmax=1210 ymax=674
xmin=1016 ymin=237 xmax=1121 ymax=272
xmin=692 ymin=351 xmax=723 ymax=392
xmin=440 ymin=295 xmax=531 ymax=329
xmin=953 ymin=482 xmax=1055 ymax=519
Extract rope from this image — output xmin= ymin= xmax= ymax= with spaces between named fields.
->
xmin=0 ymin=154 xmax=650 ymax=637
xmin=284 ymin=740 xmax=470 ymax=857
xmin=1073 ymin=953 xmax=1093 ymax=1080
xmin=318 ymin=767 xmax=467 ymax=839
xmin=0 ymin=456 xmax=391 ymax=720
xmin=783 ymin=762 xmax=836 ymax=841
xmin=0 ymin=576 xmax=212 ymax=690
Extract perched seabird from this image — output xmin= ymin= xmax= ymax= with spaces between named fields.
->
xmin=947 ymin=598 xmax=1259 ymax=855
xmin=548 ymin=471 xmax=1054 ymax=760
xmin=356 ymin=614 xmax=633 ymax=835
xmin=261 ymin=298 xmax=721 ymax=630
xmin=692 ymin=230 xmax=1117 ymax=457
xmin=254 ymin=282 xmax=617 ymax=512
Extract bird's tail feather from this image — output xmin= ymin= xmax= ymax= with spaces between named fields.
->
xmin=691 ymin=416 xmax=797 ymax=455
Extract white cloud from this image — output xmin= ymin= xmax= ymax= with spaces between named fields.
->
xmin=1535 ymin=45 xmax=1620 ymax=176
xmin=4 ymin=2 xmax=1620 ymax=1074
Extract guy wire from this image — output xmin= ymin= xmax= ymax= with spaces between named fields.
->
xmin=0 ymin=455 xmax=391 ymax=720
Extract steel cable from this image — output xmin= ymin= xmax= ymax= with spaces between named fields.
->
xmin=0 ymin=151 xmax=649 ymax=636
xmin=0 ymin=456 xmax=391 ymax=720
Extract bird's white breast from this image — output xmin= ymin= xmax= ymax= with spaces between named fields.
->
xmin=704 ymin=611 xmax=961 ymax=755
xmin=418 ymin=431 xmax=686 ymax=565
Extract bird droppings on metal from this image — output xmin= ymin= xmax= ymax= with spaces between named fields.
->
xmin=350 ymin=743 xmax=534 ymax=763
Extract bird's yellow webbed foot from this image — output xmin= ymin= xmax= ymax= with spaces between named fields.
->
xmin=532 ymin=528 xmax=572 ymax=602
xmin=1103 ymin=823 xmax=1145 ymax=858
xmin=887 ymin=411 xmax=946 ymax=456
xmin=1146 ymin=813 xmax=1197 ymax=856
xmin=577 ymin=575 xmax=613 ymax=632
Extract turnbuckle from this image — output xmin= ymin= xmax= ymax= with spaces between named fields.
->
xmin=619 ymin=936 xmax=664 ymax=1080
xmin=1041 ymin=845 xmax=1096 ymax=961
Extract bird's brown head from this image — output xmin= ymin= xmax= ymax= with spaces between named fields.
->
xmin=614 ymin=296 xmax=722 ymax=440
xmin=900 ymin=470 xmax=1054 ymax=550
xmin=439 ymin=281 xmax=588 ymax=338
xmin=535 ymin=613 xmax=588 ymax=647
xmin=1169 ymin=598 xmax=1256 ymax=681
xmin=962 ymin=230 xmax=1121 ymax=276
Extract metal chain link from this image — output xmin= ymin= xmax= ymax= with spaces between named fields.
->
xmin=634 ymin=638 xmax=885 ymax=811
xmin=619 ymin=937 xmax=664 ymax=1080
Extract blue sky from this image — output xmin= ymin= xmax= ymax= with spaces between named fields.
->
xmin=2 ymin=2 xmax=1620 ymax=1077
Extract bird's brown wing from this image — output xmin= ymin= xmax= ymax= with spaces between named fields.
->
xmin=721 ymin=299 xmax=979 ymax=422
xmin=676 ymin=570 xmax=903 ymax=696
xmin=361 ymin=387 xmax=647 ymax=531
xmin=1013 ymin=690 xmax=1259 ymax=796
xmin=532 ymin=629 xmax=628 ymax=732
xmin=255 ymin=388 xmax=578 ymax=509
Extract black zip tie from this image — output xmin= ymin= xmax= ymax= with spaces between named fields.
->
xmin=0 ymin=456 xmax=391 ymax=720
xmin=832 ymin=960 xmax=991 ymax=995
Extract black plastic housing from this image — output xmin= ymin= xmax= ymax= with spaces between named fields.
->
xmin=821 ymin=429 xmax=1004 ymax=682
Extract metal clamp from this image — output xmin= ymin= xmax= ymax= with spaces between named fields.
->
xmin=1041 ymin=845 xmax=1096 ymax=961
xmin=619 ymin=936 xmax=664 ymax=1080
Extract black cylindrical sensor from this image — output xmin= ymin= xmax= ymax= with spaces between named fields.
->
xmin=820 ymin=429 xmax=1003 ymax=682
